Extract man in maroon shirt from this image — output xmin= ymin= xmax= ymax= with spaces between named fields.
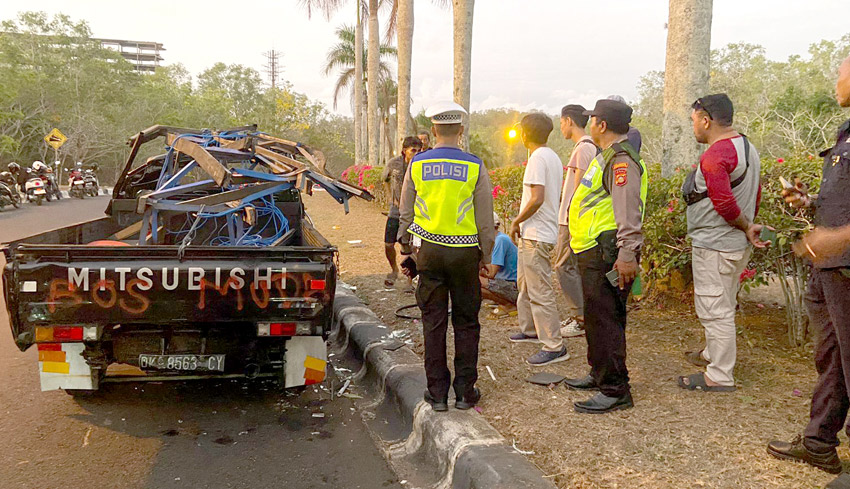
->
xmin=679 ymin=93 xmax=769 ymax=392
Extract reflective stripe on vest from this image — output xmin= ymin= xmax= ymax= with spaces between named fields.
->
xmin=568 ymin=144 xmax=648 ymax=254
xmin=409 ymin=157 xmax=481 ymax=247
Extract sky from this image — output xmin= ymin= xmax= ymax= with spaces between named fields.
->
xmin=4 ymin=1 xmax=849 ymax=117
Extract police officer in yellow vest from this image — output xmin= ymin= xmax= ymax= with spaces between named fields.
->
xmin=563 ymin=99 xmax=647 ymax=414
xmin=398 ymin=101 xmax=495 ymax=412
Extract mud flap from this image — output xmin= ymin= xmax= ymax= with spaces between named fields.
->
xmin=38 ymin=343 xmax=98 ymax=391
xmin=284 ymin=336 xmax=327 ymax=388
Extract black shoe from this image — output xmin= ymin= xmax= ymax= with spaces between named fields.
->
xmin=424 ymin=391 xmax=448 ymax=412
xmin=574 ymin=392 xmax=633 ymax=414
xmin=455 ymin=388 xmax=480 ymax=410
xmin=564 ymin=375 xmax=599 ymax=391
xmin=767 ymin=435 xmax=842 ymax=474
xmin=827 ymin=474 xmax=850 ymax=489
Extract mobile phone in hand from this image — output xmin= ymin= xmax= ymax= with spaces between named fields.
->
xmin=759 ymin=227 xmax=777 ymax=244
xmin=605 ymin=268 xmax=619 ymax=287
xmin=401 ymin=256 xmax=418 ymax=278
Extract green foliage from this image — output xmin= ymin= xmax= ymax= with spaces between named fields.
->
xmin=0 ymin=11 xmax=355 ymax=182
xmin=489 ymin=165 xmax=525 ymax=228
xmin=468 ymin=132 xmax=497 ymax=169
xmin=634 ymin=35 xmax=850 ymax=165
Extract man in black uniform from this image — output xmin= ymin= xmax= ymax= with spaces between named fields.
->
xmin=767 ymin=55 xmax=850 ymax=487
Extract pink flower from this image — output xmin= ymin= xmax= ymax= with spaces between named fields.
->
xmin=739 ymin=268 xmax=757 ymax=283
xmin=808 ymin=154 xmax=815 ymax=161
xmin=492 ymin=185 xmax=504 ymax=198
xmin=777 ymin=158 xmax=785 ymax=164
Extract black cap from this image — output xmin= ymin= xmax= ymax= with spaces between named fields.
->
xmin=583 ymin=99 xmax=632 ymax=130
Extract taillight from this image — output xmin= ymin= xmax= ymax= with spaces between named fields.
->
xmin=35 ymin=326 xmax=84 ymax=342
xmin=308 ymin=279 xmax=326 ymax=290
xmin=258 ymin=322 xmax=311 ymax=337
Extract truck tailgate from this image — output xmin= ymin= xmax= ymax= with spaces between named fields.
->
xmin=5 ymin=244 xmax=336 ymax=349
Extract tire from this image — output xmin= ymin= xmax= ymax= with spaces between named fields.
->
xmin=36 ymin=195 xmax=43 ymax=206
xmin=45 ymin=192 xmax=52 ymax=202
xmin=11 ymin=194 xmax=19 ymax=208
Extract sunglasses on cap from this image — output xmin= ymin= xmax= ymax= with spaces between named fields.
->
xmin=693 ymin=98 xmax=713 ymax=120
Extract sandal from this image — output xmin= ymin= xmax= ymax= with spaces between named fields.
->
xmin=684 ymin=350 xmax=709 ymax=368
xmin=677 ymin=373 xmax=736 ymax=392
xmin=385 ymin=273 xmax=397 ymax=287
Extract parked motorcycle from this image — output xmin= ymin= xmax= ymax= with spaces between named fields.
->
xmin=0 ymin=183 xmax=20 ymax=211
xmin=41 ymin=171 xmax=62 ymax=202
xmin=24 ymin=171 xmax=47 ymax=206
xmin=84 ymin=169 xmax=99 ymax=197
xmin=69 ymin=174 xmax=86 ymax=199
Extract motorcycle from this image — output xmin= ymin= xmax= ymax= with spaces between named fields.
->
xmin=0 ymin=183 xmax=20 ymax=211
xmin=24 ymin=172 xmax=47 ymax=206
xmin=84 ymin=169 xmax=99 ymax=197
xmin=67 ymin=169 xmax=86 ymax=199
xmin=0 ymin=171 xmax=22 ymax=210
xmin=39 ymin=170 xmax=62 ymax=202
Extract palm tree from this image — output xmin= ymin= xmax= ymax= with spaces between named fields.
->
xmin=386 ymin=0 xmax=414 ymax=155
xmin=367 ymin=0 xmax=382 ymax=166
xmin=452 ymin=0 xmax=474 ymax=150
xmin=323 ymin=25 xmax=397 ymax=111
xmin=299 ymin=0 xmax=369 ymax=164
xmin=377 ymin=78 xmax=398 ymax=164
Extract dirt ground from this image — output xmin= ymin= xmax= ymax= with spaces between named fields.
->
xmin=305 ymin=189 xmax=842 ymax=489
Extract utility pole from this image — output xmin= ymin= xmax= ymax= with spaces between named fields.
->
xmin=263 ymin=49 xmax=282 ymax=89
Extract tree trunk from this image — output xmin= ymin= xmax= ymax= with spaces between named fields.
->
xmin=452 ymin=0 xmax=474 ymax=151
xmin=354 ymin=9 xmax=365 ymax=166
xmin=396 ymin=0 xmax=414 ymax=155
xmin=661 ymin=0 xmax=713 ymax=177
xmin=367 ymin=0 xmax=380 ymax=166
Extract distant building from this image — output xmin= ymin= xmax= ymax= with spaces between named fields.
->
xmin=95 ymin=38 xmax=164 ymax=73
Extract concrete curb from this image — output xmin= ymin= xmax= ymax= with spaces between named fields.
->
xmin=332 ymin=284 xmax=557 ymax=489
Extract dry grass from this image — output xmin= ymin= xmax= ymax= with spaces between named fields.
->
xmin=306 ymin=191 xmax=842 ymax=489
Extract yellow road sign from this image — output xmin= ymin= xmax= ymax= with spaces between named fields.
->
xmin=44 ymin=128 xmax=67 ymax=150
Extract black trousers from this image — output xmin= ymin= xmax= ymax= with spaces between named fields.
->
xmin=577 ymin=245 xmax=632 ymax=397
xmin=804 ymin=268 xmax=850 ymax=451
xmin=416 ymin=241 xmax=482 ymax=401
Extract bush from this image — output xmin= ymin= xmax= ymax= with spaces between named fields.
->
xmin=490 ymin=165 xmax=525 ymax=228
xmin=341 ymin=164 xmax=387 ymax=206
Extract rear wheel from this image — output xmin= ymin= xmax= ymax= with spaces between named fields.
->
xmin=36 ymin=195 xmax=43 ymax=206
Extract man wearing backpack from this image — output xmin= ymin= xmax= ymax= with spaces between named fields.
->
xmin=678 ymin=93 xmax=769 ymax=393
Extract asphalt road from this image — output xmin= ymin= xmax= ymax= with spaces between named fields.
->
xmin=0 ymin=196 xmax=401 ymax=489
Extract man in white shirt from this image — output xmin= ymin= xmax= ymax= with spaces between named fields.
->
xmin=508 ymin=113 xmax=568 ymax=366
xmin=555 ymin=105 xmax=599 ymax=338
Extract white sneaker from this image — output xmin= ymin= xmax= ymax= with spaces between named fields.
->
xmin=560 ymin=319 xmax=585 ymax=338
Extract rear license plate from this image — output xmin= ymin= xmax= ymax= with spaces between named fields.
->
xmin=34 ymin=189 xmax=45 ymax=195
xmin=139 ymin=354 xmax=225 ymax=372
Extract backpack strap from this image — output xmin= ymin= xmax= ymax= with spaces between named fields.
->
xmin=729 ymin=135 xmax=750 ymax=189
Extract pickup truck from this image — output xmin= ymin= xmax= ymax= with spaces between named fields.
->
xmin=2 ymin=125 xmax=370 ymax=394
